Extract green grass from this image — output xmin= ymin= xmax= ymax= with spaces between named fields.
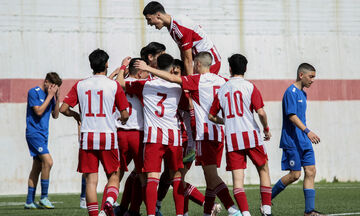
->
xmin=1 ymin=182 xmax=360 ymax=215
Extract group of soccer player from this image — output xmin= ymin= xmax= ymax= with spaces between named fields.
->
xmin=24 ymin=1 xmax=325 ymax=216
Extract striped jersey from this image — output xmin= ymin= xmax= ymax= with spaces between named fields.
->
xmin=64 ymin=75 xmax=129 ymax=150
xmin=209 ymin=77 xmax=264 ymax=152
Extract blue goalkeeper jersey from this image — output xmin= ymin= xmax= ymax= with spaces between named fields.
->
xmin=280 ymin=84 xmax=312 ymax=150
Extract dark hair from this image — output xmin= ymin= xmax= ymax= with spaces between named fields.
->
xmin=173 ymin=59 xmax=185 ymax=75
xmin=157 ymin=53 xmax=174 ymax=71
xmin=89 ymin=49 xmax=109 ymax=74
xmin=194 ymin=52 xmax=212 ymax=68
xmin=141 ymin=42 xmax=166 ymax=64
xmin=228 ymin=54 xmax=248 ymax=75
xmin=143 ymin=1 xmax=166 ymax=16
xmin=297 ymin=63 xmax=316 ymax=74
xmin=45 ymin=72 xmax=62 ymax=86
xmin=128 ymin=58 xmax=144 ymax=76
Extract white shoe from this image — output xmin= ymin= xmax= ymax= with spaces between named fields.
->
xmin=211 ymin=203 xmax=222 ymax=216
xmin=113 ymin=201 xmax=120 ymax=207
xmin=80 ymin=197 xmax=86 ymax=209
xmin=98 ymin=210 xmax=107 ymax=216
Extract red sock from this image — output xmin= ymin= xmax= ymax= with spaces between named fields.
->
xmin=145 ymin=177 xmax=159 ymax=215
xmin=129 ymin=175 xmax=143 ymax=213
xmin=172 ymin=177 xmax=184 ymax=215
xmin=185 ymin=183 xmax=205 ymax=206
xmin=157 ymin=172 xmax=171 ymax=201
xmin=106 ymin=186 xmax=119 ymax=204
xmin=204 ymin=188 xmax=216 ymax=214
xmin=120 ymin=171 xmax=136 ymax=209
xmin=233 ymin=188 xmax=249 ymax=212
xmin=214 ymin=182 xmax=234 ymax=210
xmin=100 ymin=184 xmax=108 ymax=210
xmin=260 ymin=186 xmax=272 ymax=206
xmin=87 ymin=202 xmax=98 ymax=216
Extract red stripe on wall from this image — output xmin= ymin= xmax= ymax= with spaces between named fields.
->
xmin=1 ymin=79 xmax=360 ymax=103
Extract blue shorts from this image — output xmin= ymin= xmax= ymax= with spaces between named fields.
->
xmin=281 ymin=147 xmax=315 ymax=171
xmin=26 ymin=135 xmax=49 ymax=157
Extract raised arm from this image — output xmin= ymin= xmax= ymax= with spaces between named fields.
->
xmin=33 ymin=84 xmax=58 ymax=117
xmin=115 ymin=57 xmax=132 ymax=89
xmin=134 ymin=60 xmax=182 ymax=84
xmin=256 ymin=108 xmax=271 ymax=141
xmin=288 ymin=114 xmax=320 ymax=144
xmin=181 ymin=48 xmax=194 ymax=75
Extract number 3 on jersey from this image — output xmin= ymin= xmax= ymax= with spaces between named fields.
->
xmin=85 ymin=90 xmax=106 ymax=117
xmin=155 ymin=93 xmax=167 ymax=117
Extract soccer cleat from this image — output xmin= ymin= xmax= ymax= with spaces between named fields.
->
xmin=211 ymin=203 xmax=222 ymax=216
xmin=80 ymin=197 xmax=87 ymax=209
xmin=183 ymin=149 xmax=196 ymax=163
xmin=113 ymin=201 xmax=120 ymax=207
xmin=104 ymin=201 xmax=115 ymax=216
xmin=39 ymin=197 xmax=55 ymax=209
xmin=260 ymin=205 xmax=272 ymax=216
xmin=99 ymin=210 xmax=107 ymax=216
xmin=304 ymin=210 xmax=326 ymax=216
xmin=229 ymin=210 xmax=243 ymax=216
xmin=24 ymin=202 xmax=41 ymax=209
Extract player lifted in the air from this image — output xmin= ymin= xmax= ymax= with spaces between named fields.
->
xmin=209 ymin=54 xmax=272 ymax=216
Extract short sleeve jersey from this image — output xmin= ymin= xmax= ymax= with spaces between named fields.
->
xmin=126 ymin=77 xmax=182 ymax=146
xmin=209 ymin=77 xmax=264 ymax=152
xmin=169 ymin=15 xmax=221 ymax=66
xmin=115 ymin=77 xmax=144 ymax=131
xmin=26 ymin=86 xmax=55 ymax=137
xmin=280 ymin=84 xmax=312 ymax=150
xmin=64 ymin=75 xmax=129 ymax=150
xmin=181 ymin=73 xmax=226 ymax=142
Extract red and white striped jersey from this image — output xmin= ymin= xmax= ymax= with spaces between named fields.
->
xmin=209 ymin=77 xmax=264 ymax=152
xmin=169 ymin=15 xmax=221 ymax=67
xmin=181 ymin=73 xmax=226 ymax=142
xmin=115 ymin=77 xmax=144 ymax=131
xmin=64 ymin=75 xmax=129 ymax=150
xmin=125 ymin=77 xmax=183 ymax=146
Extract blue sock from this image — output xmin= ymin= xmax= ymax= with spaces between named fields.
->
xmin=41 ymin=179 xmax=49 ymax=199
xmin=304 ymin=188 xmax=315 ymax=213
xmin=271 ymin=179 xmax=286 ymax=199
xmin=32 ymin=187 xmax=36 ymax=202
xmin=26 ymin=187 xmax=36 ymax=204
xmin=80 ymin=176 xmax=86 ymax=198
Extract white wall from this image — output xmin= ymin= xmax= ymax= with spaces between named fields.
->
xmin=0 ymin=0 xmax=359 ymax=195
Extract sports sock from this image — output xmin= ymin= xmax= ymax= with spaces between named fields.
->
xmin=184 ymin=192 xmax=189 ymax=215
xmin=185 ymin=183 xmax=205 ymax=206
xmin=80 ymin=176 xmax=86 ymax=198
xmin=106 ymin=186 xmax=119 ymax=205
xmin=260 ymin=186 xmax=272 ymax=206
xmin=145 ymin=177 xmax=159 ymax=215
xmin=100 ymin=185 xmax=107 ymax=210
xmin=304 ymin=188 xmax=315 ymax=213
xmin=203 ymin=188 xmax=215 ymax=214
xmin=87 ymin=202 xmax=98 ymax=216
xmin=233 ymin=187 xmax=249 ymax=212
xmin=40 ymin=179 xmax=49 ymax=199
xmin=271 ymin=179 xmax=286 ymax=199
xmin=157 ymin=172 xmax=172 ymax=201
xmin=214 ymin=182 xmax=235 ymax=210
xmin=120 ymin=171 xmax=136 ymax=209
xmin=26 ymin=186 xmax=36 ymax=204
xmin=172 ymin=177 xmax=184 ymax=215
xmin=129 ymin=175 xmax=143 ymax=213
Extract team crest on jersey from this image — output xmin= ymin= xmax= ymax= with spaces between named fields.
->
xmin=38 ymin=147 xmax=43 ymax=152
xmin=40 ymin=99 xmax=44 ymax=102
xmin=289 ymin=160 xmax=295 ymax=167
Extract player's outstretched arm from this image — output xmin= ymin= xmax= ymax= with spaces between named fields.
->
xmin=208 ymin=113 xmax=224 ymax=125
xmin=288 ymin=114 xmax=320 ymax=144
xmin=134 ymin=60 xmax=183 ymax=84
xmin=181 ymin=48 xmax=194 ymax=75
xmin=33 ymin=84 xmax=58 ymax=117
xmin=257 ymin=108 xmax=271 ymax=141
xmin=60 ymin=102 xmax=81 ymax=125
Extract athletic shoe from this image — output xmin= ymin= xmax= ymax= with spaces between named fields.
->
xmin=39 ymin=197 xmax=55 ymax=209
xmin=229 ymin=210 xmax=243 ymax=216
xmin=24 ymin=202 xmax=41 ymax=209
xmin=260 ymin=205 xmax=272 ymax=216
xmin=80 ymin=197 xmax=87 ymax=209
xmin=304 ymin=210 xmax=326 ymax=216
xmin=211 ymin=203 xmax=222 ymax=216
xmin=104 ymin=201 xmax=115 ymax=216
xmin=183 ymin=149 xmax=196 ymax=163
xmin=113 ymin=201 xmax=120 ymax=207
xmin=99 ymin=210 xmax=107 ymax=216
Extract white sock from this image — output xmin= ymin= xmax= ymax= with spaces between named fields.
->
xmin=227 ymin=205 xmax=239 ymax=214
xmin=262 ymin=205 xmax=271 ymax=214
xmin=242 ymin=211 xmax=251 ymax=216
xmin=106 ymin=197 xmax=114 ymax=205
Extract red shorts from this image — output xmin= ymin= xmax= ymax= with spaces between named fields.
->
xmin=117 ymin=129 xmax=144 ymax=172
xmin=143 ymin=143 xmax=184 ymax=173
xmin=210 ymin=61 xmax=221 ymax=74
xmin=226 ymin=145 xmax=268 ymax=171
xmin=77 ymin=149 xmax=120 ymax=174
xmin=195 ymin=140 xmax=224 ymax=167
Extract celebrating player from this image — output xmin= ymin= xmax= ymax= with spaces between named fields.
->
xmin=60 ymin=49 xmax=129 ymax=216
xmin=143 ymin=1 xmax=221 ymax=75
xmin=135 ymin=52 xmax=241 ymax=216
xmin=208 ymin=54 xmax=272 ymax=216
xmin=271 ymin=63 xmax=324 ymax=216
xmin=24 ymin=72 xmax=62 ymax=209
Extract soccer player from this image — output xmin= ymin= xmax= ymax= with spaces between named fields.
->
xmin=24 ymin=72 xmax=62 ymax=209
xmin=135 ymin=52 xmax=241 ymax=216
xmin=140 ymin=41 xmax=166 ymax=68
xmin=60 ymin=49 xmax=129 ymax=216
xmin=117 ymin=54 xmax=184 ymax=216
xmin=143 ymin=1 xmax=221 ymax=75
xmin=271 ymin=63 xmax=324 ymax=216
xmin=208 ymin=54 xmax=272 ymax=216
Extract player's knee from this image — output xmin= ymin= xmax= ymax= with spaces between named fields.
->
xmin=42 ymin=158 xmax=53 ymax=169
xmin=290 ymin=171 xmax=301 ymax=181
xmin=304 ymin=166 xmax=316 ymax=178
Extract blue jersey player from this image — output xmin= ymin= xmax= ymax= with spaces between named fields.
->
xmin=24 ymin=72 xmax=62 ymax=209
xmin=271 ymin=63 xmax=324 ymax=216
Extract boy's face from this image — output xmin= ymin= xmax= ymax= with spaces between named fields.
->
xmin=44 ymin=79 xmax=51 ymax=92
xmin=171 ymin=66 xmax=182 ymax=77
xmin=145 ymin=13 xmax=165 ymax=30
xmin=300 ymin=70 xmax=316 ymax=88
xmin=149 ymin=51 xmax=165 ymax=68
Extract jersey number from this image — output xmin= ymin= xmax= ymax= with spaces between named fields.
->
xmin=155 ymin=93 xmax=167 ymax=118
xmin=85 ymin=90 xmax=106 ymax=117
xmin=225 ymin=91 xmax=243 ymax=119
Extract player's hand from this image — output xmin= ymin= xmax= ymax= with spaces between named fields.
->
xmin=263 ymin=130 xmax=271 ymax=141
xmin=48 ymin=84 xmax=59 ymax=97
xmin=73 ymin=112 xmax=81 ymax=125
xmin=134 ymin=60 xmax=149 ymax=71
xmin=121 ymin=56 xmax=131 ymax=67
xmin=307 ymin=131 xmax=320 ymax=144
